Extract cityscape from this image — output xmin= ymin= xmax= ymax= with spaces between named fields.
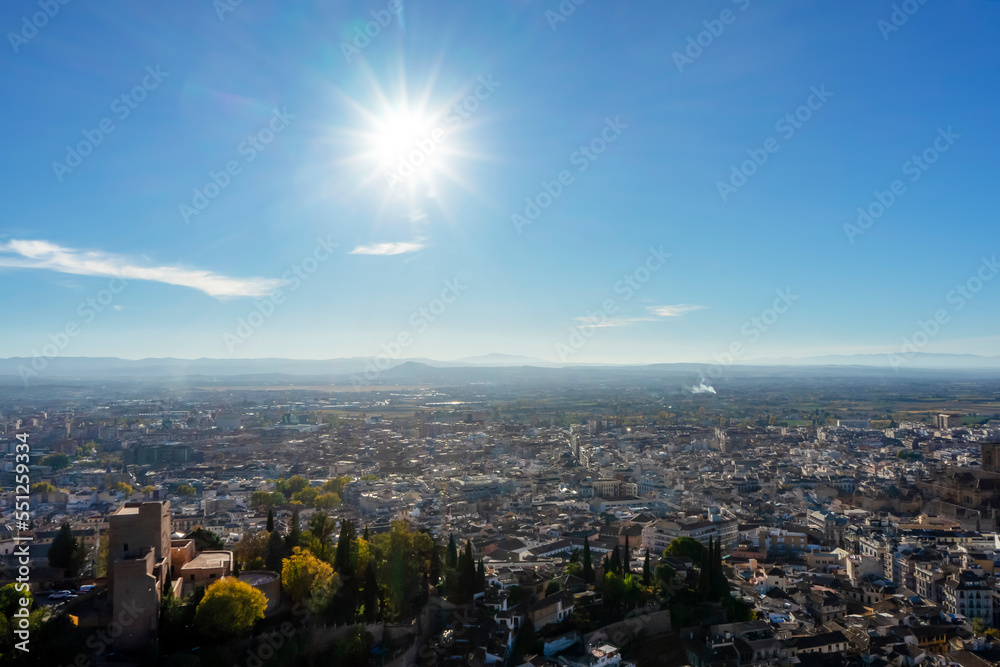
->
xmin=3 ymin=1 xmax=1000 ymax=666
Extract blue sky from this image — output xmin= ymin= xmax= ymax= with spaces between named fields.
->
xmin=1 ymin=0 xmax=998 ymax=364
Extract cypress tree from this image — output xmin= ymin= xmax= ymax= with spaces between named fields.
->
xmin=265 ymin=529 xmax=285 ymax=572
xmin=582 ymin=536 xmax=594 ymax=583
xmin=334 ymin=519 xmax=356 ymax=577
xmin=477 ymin=559 xmax=486 ymax=593
xmin=285 ymin=508 xmax=301 ymax=553
xmin=623 ymin=535 xmax=631 ymax=576
xmin=266 ymin=508 xmax=274 ymax=532
xmin=611 ymin=544 xmax=622 ymax=576
xmin=699 ymin=538 xmax=712 ymax=596
xmin=461 ymin=541 xmax=476 ymax=601
xmin=643 ymin=549 xmax=651 ymax=586
xmin=49 ymin=523 xmax=76 ymax=570
xmin=447 ymin=534 xmax=458 ymax=569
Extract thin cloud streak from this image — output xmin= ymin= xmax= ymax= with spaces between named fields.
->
xmin=575 ymin=304 xmax=707 ymax=328
xmin=0 ymin=239 xmax=284 ymax=298
xmin=349 ymin=240 xmax=427 ymax=255
xmin=647 ymin=304 xmax=707 ymax=317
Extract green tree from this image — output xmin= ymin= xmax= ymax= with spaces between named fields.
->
xmin=265 ymin=529 xmax=285 ymax=573
xmin=48 ymin=523 xmax=76 ymax=571
xmin=373 ymin=521 xmax=435 ymax=618
xmin=582 ymin=536 xmax=594 ymax=583
xmin=665 ymin=536 xmax=705 ymax=562
xmin=0 ymin=583 xmax=32 ymax=617
xmin=30 ymin=482 xmax=58 ymax=494
xmin=655 ymin=562 xmax=677 ymax=593
xmin=458 ymin=540 xmax=477 ymax=602
xmin=68 ymin=539 xmax=88 ymax=577
xmin=308 ymin=512 xmax=336 ymax=560
xmin=447 ymin=534 xmax=458 ymax=569
xmin=176 ymin=484 xmax=197 ymax=497
xmin=234 ymin=531 xmax=268 ymax=571
xmin=251 ymin=490 xmax=283 ymax=508
xmin=362 ymin=561 xmax=380 ymax=623
xmin=322 ymin=476 xmax=349 ymax=496
xmin=186 ymin=527 xmax=224 ymax=551
xmin=193 ymin=577 xmax=267 ymax=639
xmin=699 ymin=537 xmax=713 ymax=597
xmin=285 ymin=508 xmax=302 ymax=553
xmin=545 ymin=580 xmax=561 ymax=597
xmin=284 ymin=475 xmax=309 ymax=495
xmin=266 ymin=508 xmax=274 ymax=532
xmin=610 ymin=544 xmax=622 ymax=576
xmin=292 ymin=487 xmax=319 ymax=506
xmin=41 ymin=453 xmax=71 ymax=470
xmin=334 ymin=519 xmax=357 ymax=577
xmin=313 ymin=492 xmax=341 ymax=509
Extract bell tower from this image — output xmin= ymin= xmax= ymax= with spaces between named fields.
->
xmin=982 ymin=442 xmax=1000 ymax=473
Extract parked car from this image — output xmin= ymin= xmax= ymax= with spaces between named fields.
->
xmin=48 ymin=590 xmax=73 ymax=600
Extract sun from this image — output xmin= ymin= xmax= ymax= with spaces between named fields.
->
xmin=331 ymin=67 xmax=490 ymax=215
xmin=369 ymin=110 xmax=436 ymax=167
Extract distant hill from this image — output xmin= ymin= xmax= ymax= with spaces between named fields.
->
xmin=746 ymin=352 xmax=1000 ymax=369
xmin=452 ymin=353 xmax=560 ymax=367
xmin=0 ymin=352 xmax=997 ymax=383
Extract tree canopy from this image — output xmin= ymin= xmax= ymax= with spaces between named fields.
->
xmin=193 ymin=577 xmax=267 ymax=639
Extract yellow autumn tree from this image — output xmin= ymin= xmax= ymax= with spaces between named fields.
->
xmin=281 ymin=547 xmax=340 ymax=610
xmin=193 ymin=577 xmax=267 ymax=639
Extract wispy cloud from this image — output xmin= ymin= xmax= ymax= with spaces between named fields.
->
xmin=0 ymin=239 xmax=284 ymax=298
xmin=576 ymin=304 xmax=707 ymax=328
xmin=647 ymin=304 xmax=707 ymax=317
xmin=349 ymin=240 xmax=427 ymax=256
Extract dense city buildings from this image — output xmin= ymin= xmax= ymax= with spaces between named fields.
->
xmin=4 ymin=371 xmax=1000 ymax=665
